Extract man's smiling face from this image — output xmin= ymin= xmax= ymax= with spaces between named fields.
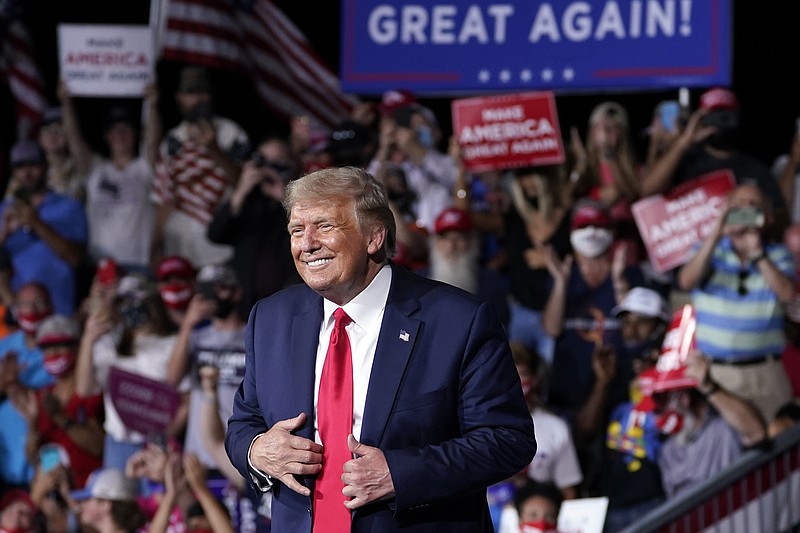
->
xmin=289 ymin=196 xmax=384 ymax=305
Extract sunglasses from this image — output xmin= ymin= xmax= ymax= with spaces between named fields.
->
xmin=737 ymin=269 xmax=749 ymax=296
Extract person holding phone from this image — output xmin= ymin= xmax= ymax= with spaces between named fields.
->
xmin=677 ymin=183 xmax=795 ymax=422
xmin=8 ymin=315 xmax=104 ymax=488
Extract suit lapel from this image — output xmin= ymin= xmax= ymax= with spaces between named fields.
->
xmin=360 ymin=268 xmax=420 ymax=446
xmin=289 ymin=293 xmax=324 ymax=441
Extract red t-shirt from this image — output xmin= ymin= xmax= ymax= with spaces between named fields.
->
xmin=35 ymin=388 xmax=104 ymax=487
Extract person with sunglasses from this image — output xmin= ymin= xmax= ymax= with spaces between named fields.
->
xmin=677 ymin=182 xmax=795 ymax=422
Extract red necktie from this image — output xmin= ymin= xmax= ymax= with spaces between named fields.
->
xmin=313 ymin=308 xmax=353 ymax=532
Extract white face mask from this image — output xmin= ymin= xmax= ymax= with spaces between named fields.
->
xmin=570 ymin=227 xmax=613 ymax=257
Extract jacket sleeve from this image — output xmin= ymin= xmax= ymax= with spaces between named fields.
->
xmin=384 ymin=301 xmax=537 ymax=513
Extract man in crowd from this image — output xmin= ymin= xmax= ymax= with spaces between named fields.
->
xmin=225 ymin=166 xmax=535 ymax=531
xmin=678 ymin=182 xmax=795 ymax=420
xmin=426 ymin=206 xmax=509 ymax=326
xmin=0 ymin=283 xmax=54 ymax=487
xmin=168 ymin=264 xmax=246 ymax=474
xmin=151 ymin=66 xmax=250 ymax=269
xmin=0 ymin=140 xmax=87 ymax=315
xmin=207 ymin=136 xmax=300 ymax=315
xmin=656 ymin=351 xmax=767 ymax=498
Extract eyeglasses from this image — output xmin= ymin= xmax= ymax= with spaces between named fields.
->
xmin=737 ymin=269 xmax=749 ymax=296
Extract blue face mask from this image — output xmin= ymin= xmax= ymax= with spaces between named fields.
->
xmin=415 ymin=125 xmax=434 ymax=148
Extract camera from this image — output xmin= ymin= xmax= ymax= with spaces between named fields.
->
xmin=196 ymin=281 xmax=216 ymax=299
xmin=724 ymin=207 xmax=764 ymax=228
xmin=252 ymin=152 xmax=292 ymax=181
xmin=186 ymin=102 xmax=214 ymax=123
xmin=12 ymin=187 xmax=33 ymax=205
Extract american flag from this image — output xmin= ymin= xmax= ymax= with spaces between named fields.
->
xmin=159 ymin=0 xmax=355 ymax=129
xmin=0 ymin=1 xmax=46 ymax=138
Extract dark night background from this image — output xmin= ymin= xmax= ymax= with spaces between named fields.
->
xmin=5 ymin=0 xmax=800 ymax=171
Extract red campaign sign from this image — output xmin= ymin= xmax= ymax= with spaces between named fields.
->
xmin=451 ymin=91 xmax=565 ymax=173
xmin=632 ymin=170 xmax=736 ymax=273
xmin=639 ymin=305 xmax=699 ymax=394
xmin=108 ymin=367 xmax=180 ymax=435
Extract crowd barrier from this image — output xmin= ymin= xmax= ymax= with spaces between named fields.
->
xmin=620 ymin=422 xmax=800 ymax=533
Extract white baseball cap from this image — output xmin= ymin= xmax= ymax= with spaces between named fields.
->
xmin=70 ymin=468 xmax=137 ymax=502
xmin=611 ymin=287 xmax=671 ymax=322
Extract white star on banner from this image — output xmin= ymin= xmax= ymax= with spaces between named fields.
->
xmin=499 ymin=69 xmax=511 ymax=82
xmin=478 ymin=69 xmax=491 ymax=83
xmin=520 ymin=69 xmax=532 ymax=82
xmin=563 ymin=67 xmax=575 ymax=81
xmin=541 ymin=68 xmax=553 ymax=81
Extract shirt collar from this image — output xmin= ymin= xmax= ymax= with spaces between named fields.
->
xmin=323 ymin=264 xmax=392 ymax=331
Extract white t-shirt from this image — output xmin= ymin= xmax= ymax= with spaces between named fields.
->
xmin=86 ymin=156 xmax=155 ymax=267
xmin=92 ymin=331 xmax=179 ymax=443
xmin=528 ymin=407 xmax=583 ymax=489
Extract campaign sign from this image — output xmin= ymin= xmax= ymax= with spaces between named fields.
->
xmin=108 ymin=367 xmax=179 ymax=435
xmin=557 ymin=496 xmax=609 ymax=533
xmin=341 ymin=0 xmax=731 ymax=93
xmin=58 ymin=24 xmax=153 ymax=97
xmin=632 ymin=170 xmax=735 ymax=273
xmin=646 ymin=304 xmax=698 ymax=393
xmin=452 ymin=91 xmax=564 ymax=172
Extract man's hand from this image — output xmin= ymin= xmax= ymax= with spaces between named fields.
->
xmin=342 ymin=435 xmax=395 ymax=509
xmin=249 ymin=412 xmax=323 ymax=496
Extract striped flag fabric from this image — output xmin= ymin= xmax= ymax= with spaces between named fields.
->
xmin=159 ymin=0 xmax=355 ymax=129
xmin=0 ymin=2 xmax=46 ymax=138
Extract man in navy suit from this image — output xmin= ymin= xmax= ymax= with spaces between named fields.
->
xmin=225 ymin=166 xmax=536 ymax=532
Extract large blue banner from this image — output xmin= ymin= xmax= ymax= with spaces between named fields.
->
xmin=340 ymin=0 xmax=731 ymax=94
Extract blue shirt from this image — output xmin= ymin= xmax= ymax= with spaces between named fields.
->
xmin=0 ymin=192 xmax=88 ymax=314
xmin=691 ymin=237 xmax=794 ymax=360
xmin=0 ymin=331 xmax=54 ymax=485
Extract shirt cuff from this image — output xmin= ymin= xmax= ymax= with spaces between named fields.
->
xmin=247 ymin=433 xmax=274 ymax=492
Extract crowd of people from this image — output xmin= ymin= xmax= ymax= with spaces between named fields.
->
xmin=0 ymin=62 xmax=799 ymax=533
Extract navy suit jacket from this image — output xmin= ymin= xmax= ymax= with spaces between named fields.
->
xmin=226 ymin=265 xmax=536 ymax=532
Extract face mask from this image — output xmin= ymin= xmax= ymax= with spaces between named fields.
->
xmin=213 ymin=297 xmax=235 ymax=319
xmin=415 ymin=125 xmax=434 ymax=148
xmin=16 ymin=309 xmax=50 ymax=336
xmin=43 ymin=351 xmax=77 ymax=377
xmin=520 ymin=521 xmax=558 ymax=533
xmin=159 ymin=282 xmax=193 ymax=310
xmin=570 ymin=227 xmax=613 ymax=257
xmin=119 ymin=300 xmax=150 ymax=330
xmin=655 ymin=408 xmax=684 ymax=436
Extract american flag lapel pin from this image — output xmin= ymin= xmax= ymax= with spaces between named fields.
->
xmin=399 ymin=330 xmax=410 ymax=342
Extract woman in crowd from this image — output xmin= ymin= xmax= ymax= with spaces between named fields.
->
xmin=75 ymin=273 xmax=181 ymax=470
xmin=10 ymin=315 xmax=104 ymax=488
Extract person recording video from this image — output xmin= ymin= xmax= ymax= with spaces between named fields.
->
xmin=207 ymin=136 xmax=302 ymax=316
xmin=677 ymin=182 xmax=795 ymax=422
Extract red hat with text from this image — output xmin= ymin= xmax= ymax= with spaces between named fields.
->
xmin=434 ymin=207 xmax=473 ymax=235
xmin=156 ymin=256 xmax=196 ymax=282
xmin=379 ymin=89 xmax=417 ymax=115
xmin=699 ymin=88 xmax=739 ymax=111
xmin=571 ymin=201 xmax=611 ymax=230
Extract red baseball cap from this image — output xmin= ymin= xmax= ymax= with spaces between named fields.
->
xmin=699 ymin=88 xmax=739 ymax=111
xmin=156 ymin=256 xmax=196 ymax=282
xmin=571 ymin=202 xmax=611 ymax=230
xmin=379 ymin=89 xmax=416 ymax=115
xmin=434 ymin=207 xmax=473 ymax=235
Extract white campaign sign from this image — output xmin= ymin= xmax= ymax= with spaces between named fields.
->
xmin=58 ymin=24 xmax=153 ymax=97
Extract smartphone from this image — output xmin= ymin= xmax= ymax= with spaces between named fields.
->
xmin=658 ymin=101 xmax=680 ymax=132
xmin=39 ymin=444 xmax=62 ymax=473
xmin=96 ymin=257 xmax=119 ymax=287
xmin=724 ymin=207 xmax=764 ymax=228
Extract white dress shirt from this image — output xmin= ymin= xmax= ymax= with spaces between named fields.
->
xmin=315 ymin=264 xmax=392 ymax=442
xmin=247 ymin=264 xmax=392 ymax=489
